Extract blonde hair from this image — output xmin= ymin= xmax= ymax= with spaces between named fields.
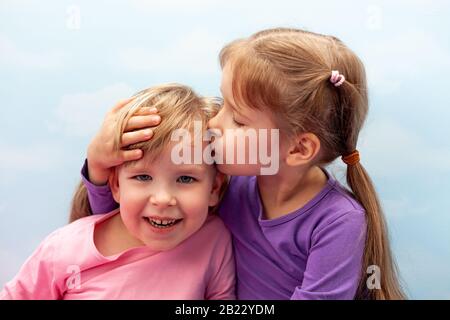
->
xmin=219 ymin=28 xmax=405 ymax=300
xmin=69 ymin=83 xmax=227 ymax=222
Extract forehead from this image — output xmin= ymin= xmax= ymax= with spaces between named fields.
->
xmin=121 ymin=141 xmax=214 ymax=172
xmin=220 ymin=64 xmax=247 ymax=116
xmin=220 ymin=62 xmax=282 ymax=128
xmin=220 ymin=62 xmax=258 ymax=115
xmin=220 ymin=63 xmax=233 ymax=97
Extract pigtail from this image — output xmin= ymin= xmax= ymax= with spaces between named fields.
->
xmin=69 ymin=180 xmax=92 ymax=223
xmin=346 ymin=162 xmax=406 ymax=299
xmin=337 ymin=77 xmax=406 ymax=299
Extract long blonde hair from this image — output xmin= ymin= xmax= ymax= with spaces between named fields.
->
xmin=219 ymin=28 xmax=406 ymax=299
xmin=69 ymin=84 xmax=227 ymax=222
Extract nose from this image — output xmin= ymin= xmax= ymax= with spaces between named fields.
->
xmin=149 ymin=189 xmax=177 ymax=208
xmin=208 ymin=107 xmax=224 ymax=130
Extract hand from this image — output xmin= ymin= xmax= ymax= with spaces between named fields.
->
xmin=87 ymin=97 xmax=161 ymax=185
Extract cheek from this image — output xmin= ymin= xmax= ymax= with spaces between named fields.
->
xmin=121 ymin=186 xmax=147 ymax=206
xmin=177 ymin=187 xmax=210 ymax=219
xmin=118 ymin=185 xmax=148 ymax=223
xmin=176 ymin=185 xmax=211 ymax=236
xmin=213 ymin=129 xmax=274 ymax=176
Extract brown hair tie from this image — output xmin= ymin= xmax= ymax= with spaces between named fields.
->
xmin=342 ymin=150 xmax=360 ymax=166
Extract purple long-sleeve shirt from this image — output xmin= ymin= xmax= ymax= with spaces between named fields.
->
xmin=81 ymin=161 xmax=367 ymax=299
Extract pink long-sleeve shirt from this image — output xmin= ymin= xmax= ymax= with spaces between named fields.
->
xmin=0 ymin=209 xmax=235 ymax=300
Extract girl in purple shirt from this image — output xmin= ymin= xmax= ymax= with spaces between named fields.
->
xmin=77 ymin=28 xmax=405 ymax=299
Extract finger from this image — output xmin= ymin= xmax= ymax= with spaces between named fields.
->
xmin=111 ymin=97 xmax=136 ymax=113
xmin=120 ymin=149 xmax=143 ymax=162
xmin=134 ymin=107 xmax=158 ymax=116
xmin=121 ymin=129 xmax=153 ymax=147
xmin=125 ymin=115 xmax=161 ymax=132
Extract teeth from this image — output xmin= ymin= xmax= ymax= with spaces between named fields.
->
xmin=146 ymin=217 xmax=179 ymax=228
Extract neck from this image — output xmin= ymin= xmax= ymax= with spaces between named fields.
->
xmin=112 ymin=212 xmax=145 ymax=248
xmin=257 ymin=164 xmax=328 ymax=220
xmin=95 ymin=211 xmax=145 ymax=257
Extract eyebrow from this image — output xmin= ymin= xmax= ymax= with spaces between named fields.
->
xmin=124 ymin=163 xmax=207 ymax=174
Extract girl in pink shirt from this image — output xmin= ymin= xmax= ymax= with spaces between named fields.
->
xmin=0 ymin=84 xmax=235 ymax=300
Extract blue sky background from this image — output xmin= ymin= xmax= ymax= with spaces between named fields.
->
xmin=0 ymin=0 xmax=449 ymax=299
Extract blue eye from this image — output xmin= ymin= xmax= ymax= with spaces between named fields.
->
xmin=134 ymin=175 xmax=152 ymax=181
xmin=177 ymin=176 xmax=196 ymax=184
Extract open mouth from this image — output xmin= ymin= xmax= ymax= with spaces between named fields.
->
xmin=143 ymin=217 xmax=182 ymax=229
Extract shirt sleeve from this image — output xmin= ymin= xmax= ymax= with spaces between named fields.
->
xmin=290 ymin=210 xmax=367 ymax=300
xmin=81 ymin=159 xmax=118 ymax=214
xmin=205 ymin=227 xmax=236 ymax=300
xmin=0 ymin=231 xmax=63 ymax=300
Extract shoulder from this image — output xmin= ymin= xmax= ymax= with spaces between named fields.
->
xmin=41 ymin=214 xmax=107 ymax=263
xmin=310 ymin=178 xmax=367 ymax=240
xmin=200 ymin=215 xmax=232 ymax=242
xmin=37 ymin=215 xmax=97 ymax=247
xmin=316 ymin=174 xmax=366 ymax=220
xmin=188 ymin=215 xmax=233 ymax=258
xmin=329 ymin=181 xmax=365 ymax=212
xmin=200 ymin=216 xmax=234 ymax=271
xmin=54 ymin=214 xmax=103 ymax=240
xmin=175 ymin=215 xmax=233 ymax=271
xmin=12 ymin=215 xmax=99 ymax=272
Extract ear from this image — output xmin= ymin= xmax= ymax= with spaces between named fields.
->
xmin=208 ymin=171 xmax=226 ymax=207
xmin=285 ymin=132 xmax=321 ymax=167
xmin=108 ymin=167 xmax=121 ymax=203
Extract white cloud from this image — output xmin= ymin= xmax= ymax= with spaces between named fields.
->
xmin=0 ymin=34 xmax=65 ymax=70
xmin=50 ymin=83 xmax=136 ymax=137
xmin=0 ymin=0 xmax=42 ymax=8
xmin=0 ymin=142 xmax=65 ymax=173
xmin=130 ymin=0 xmax=225 ymax=12
xmin=362 ymin=29 xmax=450 ymax=95
xmin=326 ymin=115 xmax=450 ymax=185
xmin=114 ymin=29 xmax=224 ymax=76
xmin=397 ymin=245 xmax=450 ymax=299
xmin=383 ymin=197 xmax=430 ymax=221
xmin=387 ymin=0 xmax=449 ymax=13
xmin=358 ymin=118 xmax=450 ymax=178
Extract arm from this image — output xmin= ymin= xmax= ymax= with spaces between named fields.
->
xmin=291 ymin=211 xmax=367 ymax=300
xmin=81 ymin=159 xmax=118 ymax=214
xmin=0 ymin=232 xmax=62 ymax=300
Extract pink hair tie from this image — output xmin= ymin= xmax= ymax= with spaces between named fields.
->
xmin=330 ymin=70 xmax=345 ymax=87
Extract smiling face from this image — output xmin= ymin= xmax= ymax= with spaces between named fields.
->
xmin=109 ymin=141 xmax=223 ymax=251
xmin=208 ymin=63 xmax=285 ymax=176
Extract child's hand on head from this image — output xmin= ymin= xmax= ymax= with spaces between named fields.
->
xmin=87 ymin=97 xmax=161 ymax=185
